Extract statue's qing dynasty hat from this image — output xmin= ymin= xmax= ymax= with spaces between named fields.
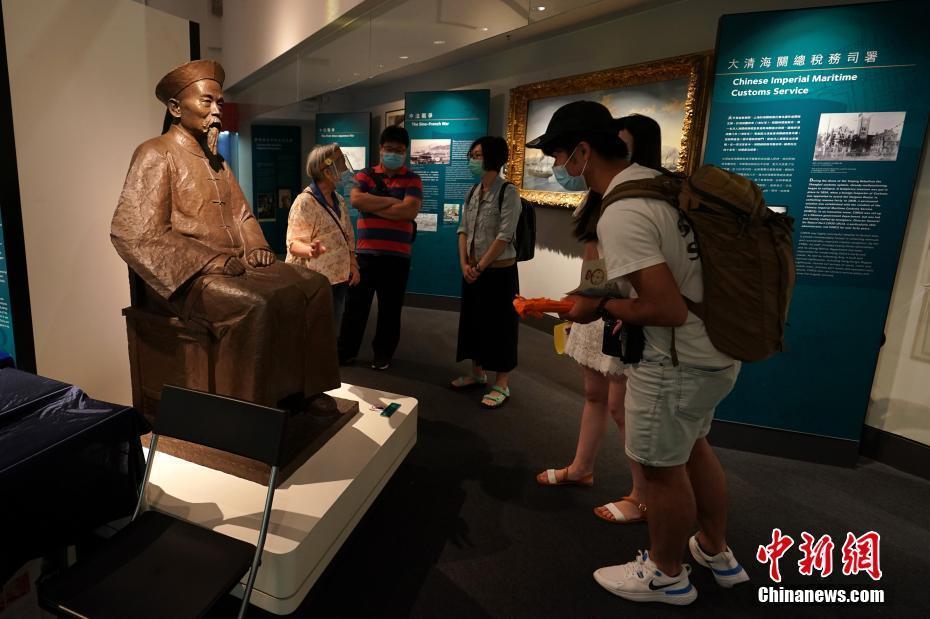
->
xmin=155 ymin=59 xmax=225 ymax=104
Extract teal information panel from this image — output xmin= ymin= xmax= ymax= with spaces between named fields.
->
xmin=404 ymin=90 xmax=490 ymax=297
xmin=315 ymin=112 xmax=370 ymax=207
xmin=251 ymin=125 xmax=302 ymax=254
xmin=0 ymin=207 xmax=15 ymax=361
xmin=704 ymin=0 xmax=930 ymax=441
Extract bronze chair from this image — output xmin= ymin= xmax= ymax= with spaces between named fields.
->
xmin=122 ymin=270 xmax=215 ymax=426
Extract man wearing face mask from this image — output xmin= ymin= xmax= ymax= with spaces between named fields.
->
xmin=527 ymin=101 xmax=747 ymax=606
xmin=111 ymin=60 xmax=341 ymax=409
xmin=339 ymin=126 xmax=423 ymax=370
xmin=286 ymin=143 xmax=361 ymax=330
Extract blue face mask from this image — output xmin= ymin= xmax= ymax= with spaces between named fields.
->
xmin=337 ymin=168 xmax=356 ymax=189
xmin=381 ymin=151 xmax=405 ymax=170
xmin=326 ymin=165 xmax=355 ymax=191
xmin=468 ymin=158 xmax=485 ymax=178
xmin=552 ymin=146 xmax=588 ymax=191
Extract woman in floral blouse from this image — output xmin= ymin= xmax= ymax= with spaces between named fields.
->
xmin=286 ymin=143 xmax=361 ymax=331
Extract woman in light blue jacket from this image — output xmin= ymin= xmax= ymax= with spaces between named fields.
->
xmin=451 ymin=136 xmax=521 ymax=409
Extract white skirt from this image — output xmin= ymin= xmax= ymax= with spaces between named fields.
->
xmin=564 ymin=319 xmax=626 ymax=377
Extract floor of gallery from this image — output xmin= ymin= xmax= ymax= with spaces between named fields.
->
xmin=210 ymin=306 xmax=930 ymax=618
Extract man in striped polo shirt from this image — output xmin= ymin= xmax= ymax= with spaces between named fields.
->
xmin=338 ymin=126 xmax=423 ymax=370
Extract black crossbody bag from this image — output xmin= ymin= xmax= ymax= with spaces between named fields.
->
xmin=602 ymin=318 xmax=645 ymax=364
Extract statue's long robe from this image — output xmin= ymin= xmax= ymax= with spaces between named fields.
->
xmin=111 ymin=125 xmax=340 ymax=406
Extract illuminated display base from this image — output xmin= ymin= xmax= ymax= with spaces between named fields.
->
xmin=143 ymin=382 xmax=418 ymax=614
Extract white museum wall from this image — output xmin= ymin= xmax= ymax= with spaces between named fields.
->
xmin=867 ymin=142 xmax=930 ymax=446
xmin=4 ymin=0 xmax=190 ymax=404
xmin=131 ymin=0 xmax=223 ymax=63
xmin=309 ymin=0 xmax=930 ymax=446
xmin=221 ymin=0 xmax=366 ymax=87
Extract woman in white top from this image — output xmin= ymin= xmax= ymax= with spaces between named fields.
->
xmin=536 ymin=114 xmax=663 ymax=525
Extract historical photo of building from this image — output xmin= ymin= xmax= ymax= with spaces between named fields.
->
xmin=410 ymin=139 xmax=451 ymax=165
xmin=813 ymin=111 xmax=905 ymax=161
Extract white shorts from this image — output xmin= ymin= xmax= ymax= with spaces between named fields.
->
xmin=624 ymin=352 xmax=740 ymax=467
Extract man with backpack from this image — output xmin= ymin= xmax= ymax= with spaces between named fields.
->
xmin=528 ymin=101 xmax=751 ymax=606
xmin=339 ymin=126 xmax=423 ymax=370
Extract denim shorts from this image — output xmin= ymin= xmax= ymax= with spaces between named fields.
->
xmin=624 ymin=352 xmax=740 ymax=467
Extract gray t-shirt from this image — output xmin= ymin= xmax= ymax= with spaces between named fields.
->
xmin=597 ymin=163 xmax=733 ymax=368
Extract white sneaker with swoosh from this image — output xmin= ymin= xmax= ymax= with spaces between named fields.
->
xmin=593 ymin=551 xmax=697 ymax=605
xmin=688 ymin=535 xmax=750 ymax=588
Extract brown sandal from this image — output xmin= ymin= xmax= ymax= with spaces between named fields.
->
xmin=593 ymin=496 xmax=647 ymax=524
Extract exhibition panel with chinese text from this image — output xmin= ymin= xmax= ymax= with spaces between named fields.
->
xmin=703 ymin=0 xmax=930 ymax=449
xmin=0 ymin=207 xmax=15 ymax=362
xmin=404 ymin=90 xmax=490 ymax=298
xmin=251 ymin=125 xmax=302 ymax=253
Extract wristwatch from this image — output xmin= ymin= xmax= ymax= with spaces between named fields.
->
xmin=595 ymin=296 xmax=611 ymax=320
xmin=474 ymin=263 xmax=483 ymax=274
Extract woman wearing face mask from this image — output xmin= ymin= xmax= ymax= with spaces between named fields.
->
xmin=536 ymin=113 xmax=664 ymax=526
xmin=451 ymin=136 xmax=521 ymax=409
xmin=286 ymin=143 xmax=361 ymax=330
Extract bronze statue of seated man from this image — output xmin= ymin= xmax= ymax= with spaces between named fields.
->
xmin=111 ymin=60 xmax=340 ymax=410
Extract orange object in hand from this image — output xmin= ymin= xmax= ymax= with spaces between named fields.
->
xmin=513 ymin=295 xmax=574 ymax=319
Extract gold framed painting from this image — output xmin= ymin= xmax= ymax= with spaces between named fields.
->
xmin=385 ymin=108 xmax=405 ymax=129
xmin=505 ymin=53 xmax=712 ymax=208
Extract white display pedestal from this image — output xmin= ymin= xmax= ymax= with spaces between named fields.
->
xmin=143 ymin=383 xmax=417 ymax=615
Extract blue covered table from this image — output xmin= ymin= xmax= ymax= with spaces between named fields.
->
xmin=0 ymin=369 xmax=148 ymax=583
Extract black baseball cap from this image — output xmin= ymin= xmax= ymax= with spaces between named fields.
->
xmin=526 ymin=100 xmax=617 ymax=150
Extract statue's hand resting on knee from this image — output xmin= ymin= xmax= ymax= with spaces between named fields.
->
xmin=247 ymin=248 xmax=276 ymax=268
xmin=201 ymin=249 xmax=274 ymax=277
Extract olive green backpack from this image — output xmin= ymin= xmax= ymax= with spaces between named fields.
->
xmin=600 ymin=165 xmax=795 ymax=363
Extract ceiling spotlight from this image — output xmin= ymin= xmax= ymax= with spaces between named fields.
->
xmin=480 ymin=27 xmax=489 ymax=31
xmin=433 ymin=40 xmax=445 ymax=45
xmin=378 ymin=63 xmax=384 ymax=68
xmin=353 ymin=72 xmax=359 ymax=76
xmin=536 ymin=5 xmax=546 ymax=11
xmin=399 ymin=55 xmax=409 ymax=60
